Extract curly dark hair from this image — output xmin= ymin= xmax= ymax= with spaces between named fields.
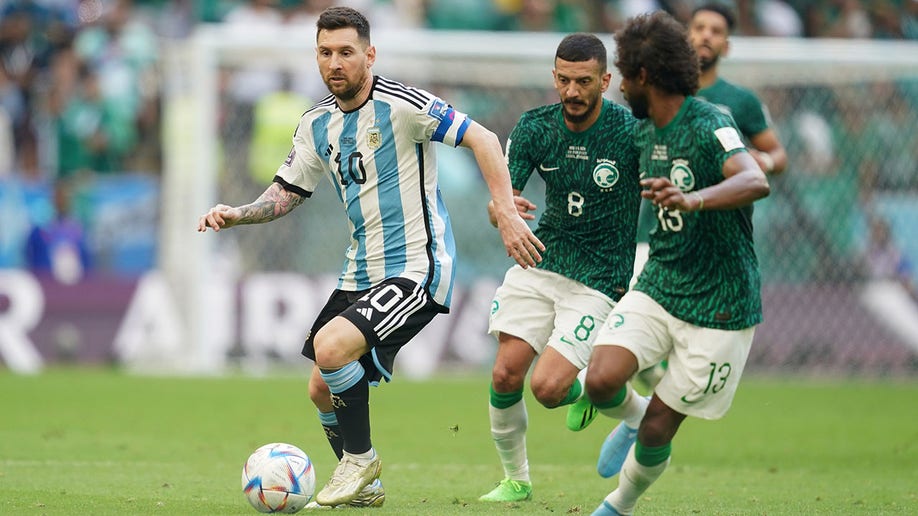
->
xmin=556 ymin=33 xmax=607 ymax=72
xmin=614 ymin=11 xmax=698 ymax=96
xmin=316 ymin=6 xmax=371 ymax=43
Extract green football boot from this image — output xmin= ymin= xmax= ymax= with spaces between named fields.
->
xmin=566 ymin=397 xmax=599 ymax=431
xmin=479 ymin=478 xmax=532 ymax=502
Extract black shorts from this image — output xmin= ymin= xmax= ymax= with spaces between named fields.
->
xmin=301 ymin=277 xmax=443 ymax=384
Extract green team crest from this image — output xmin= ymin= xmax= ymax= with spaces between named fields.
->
xmin=669 ymin=159 xmax=695 ymax=191
xmin=592 ymin=159 xmax=620 ymax=189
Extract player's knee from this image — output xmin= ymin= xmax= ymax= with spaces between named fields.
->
xmin=530 ymin=377 xmax=567 ymax=408
xmin=312 ymin=341 xmax=345 ymax=368
xmin=491 ymin=362 xmax=526 ymax=392
xmin=584 ymin=368 xmax=625 ymax=404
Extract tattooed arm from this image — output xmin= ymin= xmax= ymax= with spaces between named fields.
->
xmin=197 ymin=182 xmax=305 ymax=232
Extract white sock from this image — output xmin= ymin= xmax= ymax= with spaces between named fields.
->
xmin=489 ymin=399 xmax=530 ymax=482
xmin=596 ymin=386 xmax=649 ymax=429
xmin=574 ymin=367 xmax=588 ymax=402
xmin=605 ymin=446 xmax=670 ymax=514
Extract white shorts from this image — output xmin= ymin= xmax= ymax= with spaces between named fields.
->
xmin=489 ymin=266 xmax=616 ymax=370
xmin=594 ymin=290 xmax=755 ymax=420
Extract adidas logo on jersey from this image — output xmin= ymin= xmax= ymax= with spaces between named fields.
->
xmin=357 ymin=307 xmax=374 ymax=320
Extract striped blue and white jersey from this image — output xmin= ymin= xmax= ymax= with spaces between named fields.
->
xmin=274 ymin=76 xmax=472 ymax=310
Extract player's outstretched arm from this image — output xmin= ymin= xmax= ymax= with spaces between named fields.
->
xmin=197 ymin=182 xmax=305 ymax=232
xmin=460 ymin=122 xmax=544 ymax=267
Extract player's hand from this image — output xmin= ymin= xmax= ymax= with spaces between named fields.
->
xmin=640 ymin=177 xmax=695 ymax=212
xmin=496 ymin=213 xmax=544 ymax=268
xmin=197 ymin=204 xmax=240 ymax=232
xmin=513 ymin=195 xmax=537 ymax=220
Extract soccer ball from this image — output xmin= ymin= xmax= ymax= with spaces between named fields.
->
xmin=241 ymin=442 xmax=316 ymax=513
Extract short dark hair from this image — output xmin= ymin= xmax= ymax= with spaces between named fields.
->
xmin=556 ymin=33 xmax=607 ymax=72
xmin=316 ymin=6 xmax=371 ymax=43
xmin=614 ymin=11 xmax=698 ymax=96
xmin=692 ymin=2 xmax=736 ymax=32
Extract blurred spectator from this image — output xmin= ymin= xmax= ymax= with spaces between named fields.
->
xmin=862 ymin=214 xmax=916 ymax=300
xmin=218 ymin=0 xmax=285 ymax=196
xmin=154 ymin=0 xmax=196 ymax=39
xmin=342 ymin=0 xmax=423 ymax=28
xmin=801 ymin=0 xmax=872 ymax=38
xmin=0 ymin=2 xmax=56 ymax=178
xmin=24 ymin=178 xmax=91 ymax=284
xmin=501 ymin=0 xmax=588 ymax=32
xmin=248 ymin=71 xmax=311 ymax=185
xmin=0 ymin=68 xmax=20 ymax=176
xmin=853 ymin=82 xmax=916 ymax=192
xmin=905 ymin=0 xmax=918 ymax=39
xmin=223 ymin=0 xmax=284 ymax=107
xmin=425 ymin=0 xmax=505 ymax=30
xmin=286 ymin=0 xmax=336 ymax=27
xmin=54 ymin=63 xmax=136 ymax=176
xmin=286 ymin=0 xmax=335 ymax=100
xmin=753 ymin=0 xmax=804 ymax=36
xmin=72 ymin=0 xmax=159 ymax=173
xmin=600 ymin=0 xmax=693 ymax=32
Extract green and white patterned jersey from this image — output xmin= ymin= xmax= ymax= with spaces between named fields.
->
xmin=697 ymin=78 xmax=771 ymax=142
xmin=637 ymin=79 xmax=773 ymax=243
xmin=633 ymin=96 xmax=762 ymax=329
xmin=505 ymin=99 xmax=640 ymax=301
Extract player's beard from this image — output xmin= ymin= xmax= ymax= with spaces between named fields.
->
xmin=698 ymin=53 xmax=719 ymax=72
xmin=562 ymin=95 xmax=599 ymax=125
xmin=625 ymin=90 xmax=649 ymax=119
xmin=324 ymin=73 xmax=364 ymax=102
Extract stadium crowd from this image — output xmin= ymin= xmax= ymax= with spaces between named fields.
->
xmin=1 ymin=0 xmax=915 ymax=180
xmin=0 ymin=0 xmax=916 ymax=279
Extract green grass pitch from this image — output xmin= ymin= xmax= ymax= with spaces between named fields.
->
xmin=1 ymin=368 xmax=915 ymax=515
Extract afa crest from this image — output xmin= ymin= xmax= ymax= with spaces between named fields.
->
xmin=669 ymin=159 xmax=695 ymax=191
xmin=593 ymin=159 xmax=620 ymax=189
xmin=367 ymin=127 xmax=382 ymax=149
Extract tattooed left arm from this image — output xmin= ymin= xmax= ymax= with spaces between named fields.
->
xmin=197 ymin=182 xmax=305 ymax=232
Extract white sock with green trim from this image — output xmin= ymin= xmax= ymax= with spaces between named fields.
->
xmin=489 ymin=400 xmax=530 ymax=482
xmin=605 ymin=445 xmax=670 ymax=514
xmin=596 ymin=387 xmax=648 ymax=429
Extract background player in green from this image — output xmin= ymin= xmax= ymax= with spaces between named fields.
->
xmin=690 ymin=2 xmax=787 ymax=176
xmin=585 ymin=11 xmax=770 ymax=516
xmin=478 ymin=33 xmax=645 ymax=503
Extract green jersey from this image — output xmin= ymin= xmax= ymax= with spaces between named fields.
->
xmin=635 ymin=78 xmax=774 ymax=244
xmin=633 ymin=96 xmax=762 ymax=329
xmin=506 ymin=99 xmax=640 ymax=301
xmin=697 ymin=78 xmax=770 ymax=142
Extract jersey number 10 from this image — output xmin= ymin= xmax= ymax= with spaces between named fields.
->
xmin=335 ymin=152 xmax=367 ymax=185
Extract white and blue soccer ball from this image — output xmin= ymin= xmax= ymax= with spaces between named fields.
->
xmin=242 ymin=442 xmax=316 ymax=513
